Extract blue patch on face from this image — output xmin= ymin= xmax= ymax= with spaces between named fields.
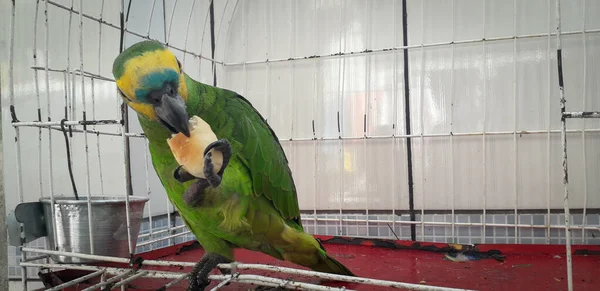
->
xmin=135 ymin=69 xmax=180 ymax=102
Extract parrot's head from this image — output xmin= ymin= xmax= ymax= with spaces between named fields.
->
xmin=112 ymin=40 xmax=190 ymax=137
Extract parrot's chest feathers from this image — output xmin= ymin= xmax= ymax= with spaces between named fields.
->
xmin=167 ymin=115 xmax=224 ymax=178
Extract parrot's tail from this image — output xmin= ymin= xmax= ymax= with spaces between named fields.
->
xmin=279 ymin=227 xmax=356 ymax=276
xmin=312 ymin=251 xmax=356 ymax=276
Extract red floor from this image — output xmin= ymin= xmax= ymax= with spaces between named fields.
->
xmin=40 ymin=236 xmax=600 ymax=291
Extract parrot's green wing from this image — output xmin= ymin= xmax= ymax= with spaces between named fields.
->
xmin=224 ymin=93 xmax=301 ymax=228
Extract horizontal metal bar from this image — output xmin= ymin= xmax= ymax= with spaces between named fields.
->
xmin=563 ymin=111 xmax=600 ymax=118
xmin=45 ymin=125 xmax=144 ymax=138
xmin=301 ymin=217 xmax=600 ymax=231
xmin=21 ymin=262 xmax=184 ymax=279
xmin=37 ymin=126 xmax=600 ymax=141
xmin=30 ymin=66 xmax=114 ymax=82
xmin=80 ymin=269 xmax=135 ymax=291
xmin=109 ymin=270 xmax=149 ymax=289
xmin=216 ymin=264 xmax=475 ymax=291
xmin=136 ymin=230 xmax=191 ymax=248
xmin=157 ymin=273 xmax=189 ymax=290
xmin=12 ymin=119 xmax=121 ymax=127
xmin=208 ymin=274 xmax=354 ymax=291
xmin=22 ymin=260 xmax=475 ymax=291
xmin=44 ymin=269 xmax=106 ymax=291
xmin=137 ymin=224 xmax=187 ymax=239
xmin=21 ymin=254 xmax=49 ymax=262
xmin=47 ymin=0 xmax=223 ymax=65
xmin=209 ymin=276 xmax=234 ymax=291
xmin=224 ymin=28 xmax=600 ymax=66
xmin=278 ymin=128 xmax=600 ymax=142
xmin=22 ymin=247 xmax=195 ymax=268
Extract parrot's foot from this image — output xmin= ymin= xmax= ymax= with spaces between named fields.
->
xmin=182 ymin=179 xmax=209 ymax=207
xmin=203 ymin=139 xmax=232 ymax=188
xmin=187 ymin=253 xmax=232 ymax=291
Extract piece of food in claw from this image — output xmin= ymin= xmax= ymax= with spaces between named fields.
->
xmin=167 ymin=115 xmax=223 ymax=179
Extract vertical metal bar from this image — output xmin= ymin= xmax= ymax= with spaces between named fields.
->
xmin=143 ymin=138 xmax=154 ymax=250
xmin=66 ymin=0 xmax=74 ymax=153
xmin=263 ymin=0 xmax=271 ymax=123
xmin=400 ymin=0 xmax=417 ymax=242
xmin=46 ymin=0 xmax=58 ymax=252
xmin=78 ymin=0 xmax=95 ymax=255
xmin=120 ymin=0 xmax=134 ymax=256
xmin=449 ymin=0 xmax=456 ymax=243
xmin=8 ymin=1 xmax=28 ymax=288
xmin=481 ymin=0 xmax=488 ymax=243
xmin=166 ymin=0 xmax=179 ymax=44
xmin=0 ymin=22 xmax=7 ymax=291
xmin=546 ymin=0 xmax=552 ymax=245
xmin=580 ymin=0 xmax=589 ymax=244
xmin=95 ymin=0 xmax=106 ymax=197
xmin=146 ymin=0 xmax=158 ymax=37
xmin=512 ymin=0 xmax=519 ymax=243
xmin=181 ymin=0 xmax=198 ymax=65
xmin=8 ymin=1 xmax=27 ymax=291
xmin=242 ymin=0 xmax=247 ymax=96
xmin=191 ymin=0 xmax=210 ymax=77
xmin=162 ymin=0 xmax=167 ymax=41
xmin=157 ymin=0 xmax=174 ymax=247
xmin=364 ymin=0 xmax=371 ymax=236
xmin=313 ymin=0 xmax=319 ymax=233
xmin=265 ymin=0 xmax=271 ymax=123
xmin=214 ymin=0 xmax=232 ymax=67
xmin=337 ymin=0 xmax=346 ymax=235
xmin=391 ymin=0 xmax=398 ymax=236
xmin=419 ymin=0 xmax=426 ymax=241
xmin=289 ymin=0 xmax=297 ymax=229
xmin=555 ymin=0 xmax=573 ymax=290
xmin=0 ymin=127 xmax=5 ymax=291
xmin=33 ymin=0 xmax=43 ymax=203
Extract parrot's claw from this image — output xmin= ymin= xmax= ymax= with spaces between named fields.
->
xmin=174 ymin=165 xmax=196 ymax=183
xmin=187 ymin=253 xmax=232 ymax=291
xmin=203 ymin=139 xmax=232 ymax=188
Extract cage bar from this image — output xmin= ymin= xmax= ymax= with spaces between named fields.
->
xmin=546 ymin=0 xmax=553 ymax=245
xmin=481 ymin=0 xmax=488 ymax=243
xmin=222 ymin=29 xmax=600 ymax=66
xmin=44 ymin=269 xmax=106 ymax=291
xmin=563 ymin=111 xmax=600 ymax=118
xmin=21 ymin=248 xmax=478 ymax=291
xmin=418 ymin=0 xmax=425 ymax=241
xmin=580 ymin=0 xmax=589 ymax=244
xmin=78 ymin=0 xmax=96 ymax=256
xmin=8 ymin=0 xmax=29 ymax=288
xmin=555 ymin=0 xmax=573 ymax=290
xmin=46 ymin=0 xmax=222 ymax=64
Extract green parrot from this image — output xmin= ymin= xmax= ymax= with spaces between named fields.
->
xmin=112 ymin=40 xmax=354 ymax=290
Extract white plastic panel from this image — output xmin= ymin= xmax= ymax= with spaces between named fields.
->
xmin=220 ymin=0 xmax=600 ymax=213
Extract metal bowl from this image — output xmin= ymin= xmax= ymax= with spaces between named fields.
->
xmin=39 ymin=196 xmax=149 ymax=263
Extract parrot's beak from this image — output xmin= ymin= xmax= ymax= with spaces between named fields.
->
xmin=155 ymin=94 xmax=191 ymax=137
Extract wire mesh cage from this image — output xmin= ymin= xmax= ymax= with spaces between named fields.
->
xmin=1 ymin=0 xmax=600 ymax=290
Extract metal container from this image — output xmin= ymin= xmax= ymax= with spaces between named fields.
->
xmin=40 ymin=196 xmax=149 ymax=263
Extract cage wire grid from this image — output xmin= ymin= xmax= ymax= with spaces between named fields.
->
xmin=3 ymin=0 xmax=600 ymax=290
